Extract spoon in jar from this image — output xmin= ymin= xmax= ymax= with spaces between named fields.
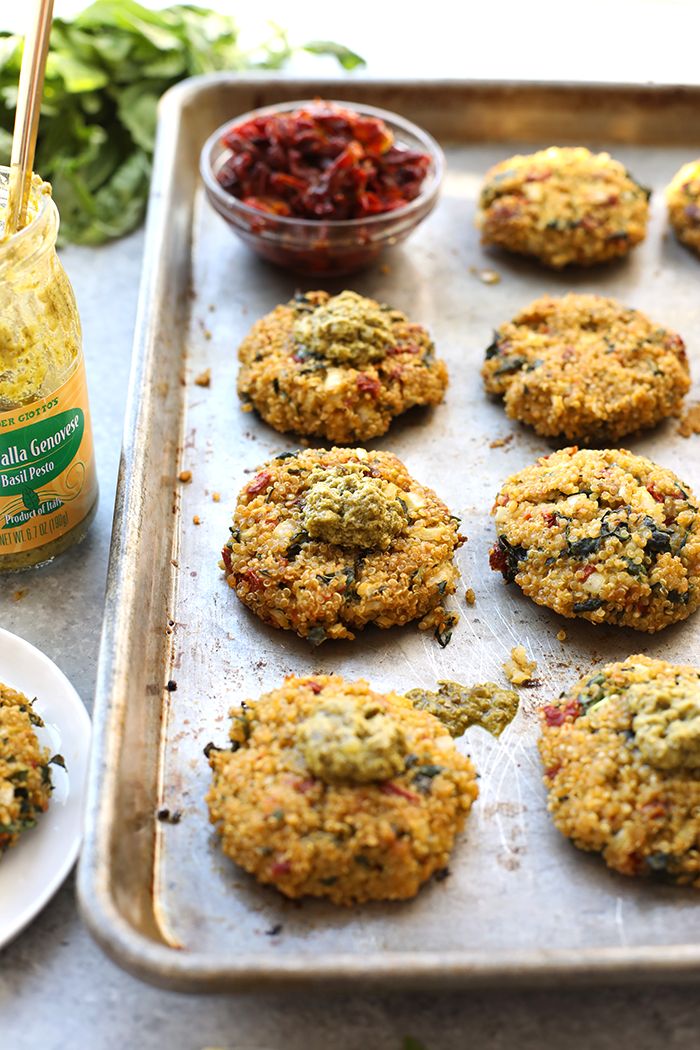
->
xmin=4 ymin=0 xmax=55 ymax=237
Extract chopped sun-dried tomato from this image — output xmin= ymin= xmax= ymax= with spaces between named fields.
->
xmin=356 ymin=373 xmax=381 ymax=397
xmin=524 ymin=167 xmax=552 ymax=182
xmin=386 ymin=343 xmax=421 ymax=356
xmin=543 ymin=699 xmax=582 ymax=726
xmin=216 ymin=100 xmax=431 ymax=221
xmin=242 ymin=569 xmax=264 ymax=591
xmin=379 ymin=781 xmax=420 ymax=802
xmin=248 ymin=470 xmax=272 ymax=496
xmin=640 ymin=801 xmax=667 ymax=819
xmin=666 ymin=332 xmax=687 ymax=358
xmin=221 ymin=546 xmax=233 ymax=573
xmin=647 ymin=483 xmax=666 ymax=503
xmin=489 ymin=544 xmax=508 ymax=575
xmin=241 ymin=195 xmax=293 ymax=216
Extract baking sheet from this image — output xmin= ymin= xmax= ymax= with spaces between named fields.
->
xmin=79 ymin=76 xmax=700 ymax=991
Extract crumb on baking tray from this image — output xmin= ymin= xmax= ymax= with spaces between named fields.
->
xmin=504 ymin=645 xmax=537 ymax=685
xmin=178 ymin=470 xmax=192 ymax=483
xmin=470 ymin=265 xmax=501 ymax=285
xmin=489 ymin=435 xmax=513 ymax=449
xmin=679 ymin=402 xmax=700 ymax=437
xmin=157 ymin=807 xmax=182 ymax=824
xmin=194 ymin=368 xmax=211 ymax=387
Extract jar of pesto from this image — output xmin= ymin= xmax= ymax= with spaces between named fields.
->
xmin=0 ymin=168 xmax=98 ymax=571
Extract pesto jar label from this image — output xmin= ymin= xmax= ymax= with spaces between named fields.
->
xmin=0 ymin=359 xmax=97 ymax=556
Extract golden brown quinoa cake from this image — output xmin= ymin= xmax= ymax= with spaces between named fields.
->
xmin=539 ymin=655 xmax=700 ymax=887
xmin=667 ymin=159 xmax=700 ymax=255
xmin=237 ymin=290 xmax=448 ymax=444
xmin=206 ymin=674 xmax=478 ymax=904
xmin=482 ymin=294 xmax=689 ymax=442
xmin=0 ymin=683 xmax=52 ymax=854
xmin=489 ymin=446 xmax=700 ymax=632
xmin=222 ymin=446 xmax=464 ymax=644
xmin=477 ymin=147 xmax=650 ymax=268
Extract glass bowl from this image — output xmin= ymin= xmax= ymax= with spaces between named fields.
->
xmin=199 ymin=99 xmax=444 ymax=277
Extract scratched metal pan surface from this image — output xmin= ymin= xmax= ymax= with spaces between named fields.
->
xmin=78 ymin=76 xmax=700 ymax=991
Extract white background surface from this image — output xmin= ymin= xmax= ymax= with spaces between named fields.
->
xmin=1 ymin=1 xmax=700 ymax=1048
xmin=5 ymin=0 xmax=700 ymax=85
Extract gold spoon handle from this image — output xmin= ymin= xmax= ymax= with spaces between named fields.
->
xmin=5 ymin=0 xmax=55 ymax=236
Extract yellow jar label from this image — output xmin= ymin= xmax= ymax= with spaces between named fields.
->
xmin=0 ymin=359 xmax=97 ymax=554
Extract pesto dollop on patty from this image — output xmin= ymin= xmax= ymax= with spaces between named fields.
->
xmin=477 ymin=146 xmax=649 ymax=268
xmin=539 ymin=654 xmax=700 ymax=887
xmin=237 ymin=290 xmax=448 ymax=444
xmin=207 ymin=674 xmax=478 ymax=904
xmin=490 ymin=446 xmax=700 ymax=632
xmin=302 ymin=466 xmax=407 ymax=550
xmin=297 ymin=695 xmax=407 ymax=784
xmin=292 ymin=290 xmax=395 ymax=367
xmin=482 ymin=294 xmax=689 ymax=442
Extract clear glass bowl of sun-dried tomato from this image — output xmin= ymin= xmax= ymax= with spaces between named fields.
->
xmin=199 ymin=99 xmax=444 ymax=277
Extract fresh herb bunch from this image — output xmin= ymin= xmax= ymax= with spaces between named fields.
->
xmin=0 ymin=1 xmax=364 ymax=245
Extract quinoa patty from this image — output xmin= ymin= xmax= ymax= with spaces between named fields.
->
xmin=482 ymin=294 xmax=689 ymax=442
xmin=0 ymin=683 xmax=52 ymax=854
xmin=237 ymin=290 xmax=448 ymax=444
xmin=478 ymin=147 xmax=650 ymax=268
xmin=222 ymin=446 xmax=464 ymax=643
xmin=490 ymin=446 xmax=700 ymax=632
xmin=667 ymin=159 xmax=700 ymax=255
xmin=539 ymin=655 xmax=700 ymax=887
xmin=206 ymin=674 xmax=478 ymax=904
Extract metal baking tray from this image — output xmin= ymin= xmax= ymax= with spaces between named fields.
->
xmin=78 ymin=76 xmax=700 ymax=991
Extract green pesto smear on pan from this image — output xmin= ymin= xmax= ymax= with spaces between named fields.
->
xmin=405 ymin=680 xmax=519 ymax=738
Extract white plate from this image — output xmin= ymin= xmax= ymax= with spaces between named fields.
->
xmin=0 ymin=627 xmax=91 ymax=949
